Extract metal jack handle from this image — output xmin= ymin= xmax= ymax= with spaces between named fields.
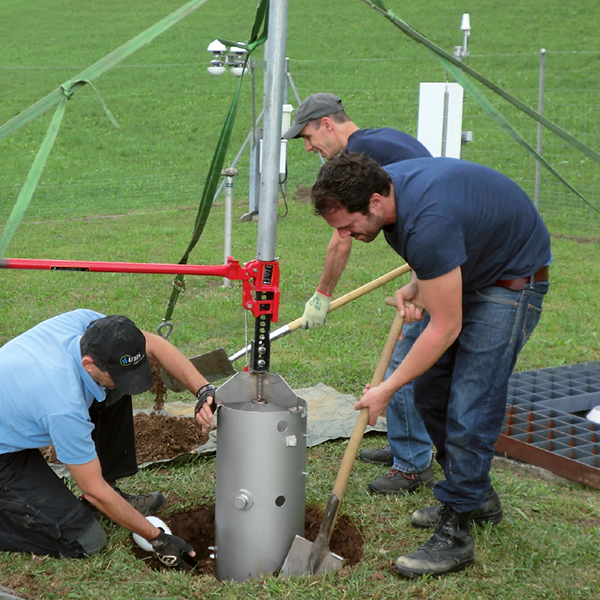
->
xmin=246 ymin=261 xmax=279 ymax=402
xmin=0 ymin=257 xmax=281 ymax=374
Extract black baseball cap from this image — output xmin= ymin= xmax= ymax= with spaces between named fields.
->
xmin=81 ymin=315 xmax=153 ymax=395
xmin=283 ymin=93 xmax=345 ymax=139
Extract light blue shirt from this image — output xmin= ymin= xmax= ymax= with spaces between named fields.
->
xmin=0 ymin=309 xmax=108 ymax=464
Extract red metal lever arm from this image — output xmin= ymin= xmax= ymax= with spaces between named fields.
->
xmin=1 ymin=256 xmax=280 ymax=322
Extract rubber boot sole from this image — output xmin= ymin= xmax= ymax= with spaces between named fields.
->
xmin=394 ymin=556 xmax=474 ymax=578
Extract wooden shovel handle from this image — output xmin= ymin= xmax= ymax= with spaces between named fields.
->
xmin=331 ymin=311 xmax=405 ymax=500
xmin=287 ymin=263 xmax=410 ymax=333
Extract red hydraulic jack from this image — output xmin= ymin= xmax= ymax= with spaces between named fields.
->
xmin=0 ymin=256 xmax=280 ymax=375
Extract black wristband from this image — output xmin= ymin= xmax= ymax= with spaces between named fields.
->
xmin=195 ymin=383 xmax=217 ymax=416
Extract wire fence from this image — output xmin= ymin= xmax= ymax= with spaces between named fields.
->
xmin=284 ymin=50 xmax=600 ymax=238
xmin=1 ymin=50 xmax=599 ymax=237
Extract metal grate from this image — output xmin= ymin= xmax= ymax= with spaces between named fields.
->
xmin=495 ymin=361 xmax=600 ymax=489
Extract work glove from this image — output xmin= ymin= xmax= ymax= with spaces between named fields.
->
xmin=150 ymin=529 xmax=194 ymax=568
xmin=195 ymin=383 xmax=217 ymax=416
xmin=301 ymin=289 xmax=332 ymax=329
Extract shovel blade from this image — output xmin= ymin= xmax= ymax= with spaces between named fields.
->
xmin=161 ymin=347 xmax=236 ymax=392
xmin=280 ymin=535 xmax=344 ymax=578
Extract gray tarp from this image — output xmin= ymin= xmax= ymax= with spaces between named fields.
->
xmin=49 ymin=383 xmax=387 ymax=476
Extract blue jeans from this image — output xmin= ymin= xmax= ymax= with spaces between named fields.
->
xmin=413 ymin=280 xmax=549 ymax=513
xmin=385 ymin=320 xmax=433 ymax=473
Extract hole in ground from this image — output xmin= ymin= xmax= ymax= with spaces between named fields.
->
xmin=131 ymin=504 xmax=364 ymax=577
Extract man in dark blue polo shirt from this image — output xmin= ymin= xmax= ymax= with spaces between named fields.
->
xmin=284 ymin=93 xmax=436 ymax=495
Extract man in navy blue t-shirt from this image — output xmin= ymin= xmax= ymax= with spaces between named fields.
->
xmin=311 ymin=152 xmax=551 ymax=578
xmin=284 ymin=93 xmax=436 ymax=495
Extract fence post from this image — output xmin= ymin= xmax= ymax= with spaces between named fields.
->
xmin=534 ymin=48 xmax=546 ymax=211
xmin=222 ymin=167 xmax=238 ymax=287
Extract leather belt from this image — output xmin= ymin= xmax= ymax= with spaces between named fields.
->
xmin=495 ymin=266 xmax=549 ymax=291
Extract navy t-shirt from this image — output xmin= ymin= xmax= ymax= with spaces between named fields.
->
xmin=382 ymin=158 xmax=552 ymax=292
xmin=347 ymin=128 xmax=432 ymax=166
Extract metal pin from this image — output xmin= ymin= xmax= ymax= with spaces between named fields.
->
xmin=253 ymin=372 xmax=267 ymax=404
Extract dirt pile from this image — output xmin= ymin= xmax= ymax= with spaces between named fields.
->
xmin=41 ymin=413 xmax=208 ymax=465
xmin=133 ymin=412 xmax=208 ymax=463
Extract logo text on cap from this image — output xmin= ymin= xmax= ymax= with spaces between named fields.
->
xmin=120 ymin=352 xmax=144 ymax=367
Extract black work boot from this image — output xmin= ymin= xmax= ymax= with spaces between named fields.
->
xmin=359 ymin=444 xmax=394 ymax=467
xmin=411 ymin=487 xmax=503 ymax=529
xmin=369 ymin=465 xmax=434 ymax=495
xmin=394 ymin=505 xmax=474 ymax=578
xmin=114 ymin=487 xmax=165 ymax=517
xmin=82 ymin=485 xmax=165 ymax=519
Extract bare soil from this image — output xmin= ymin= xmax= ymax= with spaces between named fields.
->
xmin=131 ymin=504 xmax=364 ymax=577
xmin=149 ymin=360 xmax=167 ymax=412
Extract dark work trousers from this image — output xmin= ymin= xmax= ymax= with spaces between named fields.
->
xmin=89 ymin=391 xmax=138 ymax=482
xmin=0 ymin=393 xmax=138 ymax=557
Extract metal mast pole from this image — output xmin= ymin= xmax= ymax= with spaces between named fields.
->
xmin=257 ymin=0 xmax=288 ymax=261
xmin=249 ymin=0 xmax=289 ymax=381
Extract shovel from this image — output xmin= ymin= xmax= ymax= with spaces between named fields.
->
xmin=280 ymin=310 xmax=405 ymax=578
xmin=161 ymin=263 xmax=411 ymax=392
xmin=160 ymin=347 xmax=236 ymax=393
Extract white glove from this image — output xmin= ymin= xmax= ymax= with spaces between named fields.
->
xmin=301 ymin=290 xmax=332 ymax=329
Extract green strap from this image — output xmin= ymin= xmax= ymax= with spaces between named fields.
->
xmin=71 ymin=80 xmax=120 ymax=129
xmin=0 ymin=95 xmax=68 ymax=256
xmin=160 ymin=0 xmax=270 ymax=333
xmin=362 ymin=1 xmax=600 ymax=172
xmin=0 ymin=0 xmax=212 ymax=256
xmin=0 ymin=80 xmax=120 ymax=255
xmin=0 ymin=0 xmax=209 ymax=141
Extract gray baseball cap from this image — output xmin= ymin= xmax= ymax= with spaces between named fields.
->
xmin=283 ymin=93 xmax=345 ymax=139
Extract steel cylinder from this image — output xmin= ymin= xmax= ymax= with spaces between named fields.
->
xmin=215 ymin=372 xmax=307 ymax=581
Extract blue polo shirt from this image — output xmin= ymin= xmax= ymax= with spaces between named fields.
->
xmin=0 ymin=309 xmax=107 ymax=464
xmin=382 ymin=158 xmax=552 ymax=292
xmin=347 ymin=128 xmax=432 ymax=166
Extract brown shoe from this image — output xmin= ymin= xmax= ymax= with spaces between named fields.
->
xmin=359 ymin=445 xmax=394 ymax=467
xmin=115 ymin=488 xmax=165 ymax=517
xmin=368 ymin=466 xmax=434 ymax=495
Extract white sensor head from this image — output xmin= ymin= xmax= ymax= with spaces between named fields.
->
xmin=460 ymin=13 xmax=471 ymax=32
xmin=207 ymin=39 xmax=227 ymax=54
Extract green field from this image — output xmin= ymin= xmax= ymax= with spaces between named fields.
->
xmin=1 ymin=0 xmax=599 ymax=598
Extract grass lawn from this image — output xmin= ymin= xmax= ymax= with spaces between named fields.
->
xmin=1 ymin=0 xmax=599 ymax=598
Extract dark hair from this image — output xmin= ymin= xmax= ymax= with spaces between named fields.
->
xmin=311 ymin=151 xmax=392 ymax=215
xmin=80 ymin=320 xmax=107 ymax=371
